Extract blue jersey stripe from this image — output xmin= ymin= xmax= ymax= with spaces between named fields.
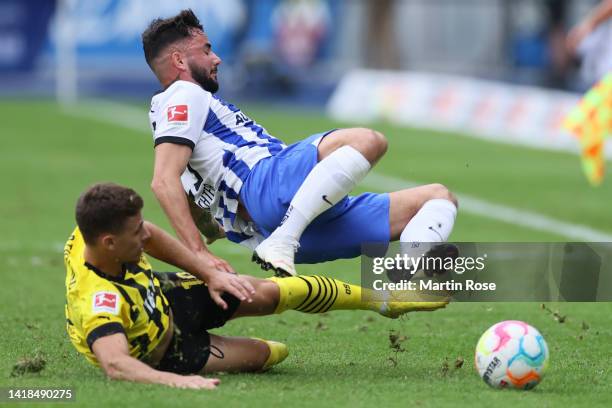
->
xmin=218 ymin=181 xmax=239 ymax=200
xmin=226 ymin=231 xmax=253 ymax=243
xmin=246 ymin=122 xmax=284 ymax=145
xmin=213 ymin=96 xmax=240 ymax=113
xmin=267 ymin=143 xmax=283 ymax=155
xmin=204 ymin=111 xmax=259 ymax=149
xmin=217 ymin=197 xmax=237 ymax=225
xmin=222 ymin=150 xmax=252 ymax=182
xmin=213 ymin=96 xmax=283 ymax=145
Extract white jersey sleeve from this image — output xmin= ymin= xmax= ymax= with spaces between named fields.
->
xmin=149 ymin=81 xmax=211 ymax=149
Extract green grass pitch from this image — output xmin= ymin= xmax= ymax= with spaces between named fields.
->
xmin=0 ymin=100 xmax=611 ymax=407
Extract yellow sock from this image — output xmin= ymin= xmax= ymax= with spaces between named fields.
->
xmin=268 ymin=275 xmax=450 ymax=318
xmin=254 ymin=339 xmax=288 ymax=370
xmin=268 ymin=275 xmax=376 ymax=314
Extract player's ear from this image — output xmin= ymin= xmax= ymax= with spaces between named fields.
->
xmin=100 ymin=234 xmax=116 ymax=251
xmin=170 ymin=50 xmax=187 ymax=72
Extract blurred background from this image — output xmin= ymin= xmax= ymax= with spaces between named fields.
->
xmin=0 ymin=0 xmax=605 ymax=102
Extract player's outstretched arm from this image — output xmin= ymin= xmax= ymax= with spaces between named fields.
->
xmin=151 ymin=142 xmax=234 ymax=274
xmin=143 ymin=221 xmax=255 ymax=308
xmin=91 ymin=332 xmax=219 ymax=389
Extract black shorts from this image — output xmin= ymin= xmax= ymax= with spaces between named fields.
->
xmin=154 ymin=272 xmax=241 ymax=374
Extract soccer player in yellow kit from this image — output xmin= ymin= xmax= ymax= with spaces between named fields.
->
xmin=64 ymin=183 xmax=447 ymax=389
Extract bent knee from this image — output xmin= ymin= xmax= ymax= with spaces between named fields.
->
xmin=348 ymin=127 xmax=388 ymax=159
xmin=364 ymin=128 xmax=388 ymax=156
xmin=320 ymin=127 xmax=387 ymax=162
xmin=426 ymin=183 xmax=458 ymax=208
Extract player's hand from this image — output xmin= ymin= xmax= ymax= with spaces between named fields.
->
xmin=195 ymin=250 xmax=234 ymax=275
xmin=166 ymin=374 xmax=220 ymax=389
xmin=206 ymin=270 xmax=255 ymax=309
xmin=206 ymin=251 xmax=234 ymax=274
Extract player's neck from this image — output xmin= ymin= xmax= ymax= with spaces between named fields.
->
xmin=162 ymin=73 xmax=191 ymax=89
xmin=84 ymin=246 xmax=124 ymax=278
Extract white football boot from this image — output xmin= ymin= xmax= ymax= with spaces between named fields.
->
xmin=252 ymin=235 xmax=300 ymax=277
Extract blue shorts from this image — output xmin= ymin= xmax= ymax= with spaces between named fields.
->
xmin=239 ymin=131 xmax=390 ymax=264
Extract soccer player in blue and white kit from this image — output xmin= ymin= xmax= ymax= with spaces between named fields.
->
xmin=142 ymin=10 xmax=458 ymax=278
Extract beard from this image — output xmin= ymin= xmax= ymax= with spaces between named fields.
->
xmin=189 ymin=61 xmax=219 ymax=94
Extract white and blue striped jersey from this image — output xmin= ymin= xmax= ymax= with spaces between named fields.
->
xmin=149 ymin=80 xmax=286 ymax=248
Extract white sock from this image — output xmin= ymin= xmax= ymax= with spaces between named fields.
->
xmin=400 ymin=198 xmax=457 ymax=254
xmin=272 ymin=146 xmax=371 ymax=241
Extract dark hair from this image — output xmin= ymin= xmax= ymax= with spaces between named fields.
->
xmin=76 ymin=183 xmax=144 ymax=245
xmin=142 ymin=9 xmax=203 ymax=69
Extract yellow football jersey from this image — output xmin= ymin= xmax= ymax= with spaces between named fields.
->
xmin=64 ymin=228 xmax=171 ymax=366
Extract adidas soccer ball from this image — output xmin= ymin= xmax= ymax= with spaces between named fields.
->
xmin=475 ymin=320 xmax=549 ymax=390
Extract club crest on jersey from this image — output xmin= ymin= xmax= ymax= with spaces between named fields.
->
xmin=92 ymin=291 xmax=120 ymax=315
xmin=167 ymin=105 xmax=189 ymax=124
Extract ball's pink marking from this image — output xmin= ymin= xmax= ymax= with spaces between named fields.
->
xmin=492 ymin=320 xmax=528 ymax=352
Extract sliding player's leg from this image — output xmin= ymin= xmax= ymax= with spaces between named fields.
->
xmin=159 ymin=270 xmax=441 ymax=327
xmin=231 ymin=274 xmax=448 ymax=320
xmin=159 ymin=270 xmax=447 ymax=375
xmin=252 ymin=128 xmax=387 ymax=277
xmin=201 ymin=271 xmax=449 ymax=374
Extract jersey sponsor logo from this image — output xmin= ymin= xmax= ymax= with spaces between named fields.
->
xmin=195 ymin=183 xmax=215 ymax=209
xmin=92 ymin=291 xmax=120 ymax=315
xmin=322 ymin=195 xmax=333 ymax=206
xmin=167 ymin=105 xmax=189 ymax=123
xmin=185 ymin=165 xmax=215 ymax=209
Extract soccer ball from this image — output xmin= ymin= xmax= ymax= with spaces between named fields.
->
xmin=474 ymin=320 xmax=549 ymax=390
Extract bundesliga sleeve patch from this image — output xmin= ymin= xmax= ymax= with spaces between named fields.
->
xmin=92 ymin=291 xmax=120 ymax=315
xmin=167 ymin=104 xmax=189 ymax=123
